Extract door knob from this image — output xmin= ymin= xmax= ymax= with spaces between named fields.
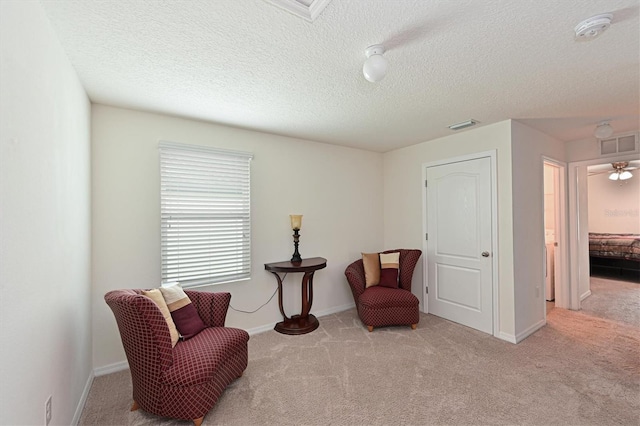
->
xmin=481 ymin=251 xmax=490 ymax=257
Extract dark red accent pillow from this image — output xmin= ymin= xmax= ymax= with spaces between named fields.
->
xmin=171 ymin=303 xmax=206 ymax=340
xmin=379 ymin=268 xmax=399 ymax=288
xmin=379 ymin=252 xmax=400 ymax=288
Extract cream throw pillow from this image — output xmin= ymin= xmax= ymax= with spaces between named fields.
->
xmin=159 ymin=283 xmax=207 ymax=340
xmin=142 ymin=289 xmax=180 ymax=347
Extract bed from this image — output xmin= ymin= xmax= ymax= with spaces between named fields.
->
xmin=589 ymin=233 xmax=640 ymax=281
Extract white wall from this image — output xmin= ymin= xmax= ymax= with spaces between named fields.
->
xmin=0 ymin=2 xmax=92 ymax=425
xmin=510 ymin=121 xmax=565 ymax=339
xmin=588 ymin=171 xmax=640 ymax=234
xmin=92 ymin=105 xmax=383 ymax=368
xmin=565 ymin=136 xmax=602 ymax=162
xmin=383 ymin=120 xmax=567 ymax=341
xmin=383 ymin=120 xmax=517 ymax=339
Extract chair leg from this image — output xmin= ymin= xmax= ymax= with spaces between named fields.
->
xmin=130 ymin=401 xmax=139 ymax=411
xmin=411 ymin=324 xmax=417 ymax=330
xmin=367 ymin=325 xmax=374 ymax=332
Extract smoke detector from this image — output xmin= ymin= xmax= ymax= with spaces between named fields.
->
xmin=574 ymin=14 xmax=613 ymax=40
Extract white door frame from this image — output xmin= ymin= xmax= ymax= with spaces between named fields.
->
xmin=567 ymin=153 xmax=640 ymax=310
xmin=541 ymin=157 xmax=569 ymax=311
xmin=421 ymin=149 xmax=499 ymax=337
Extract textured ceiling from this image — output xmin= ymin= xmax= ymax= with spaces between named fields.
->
xmin=41 ymin=0 xmax=640 ymax=152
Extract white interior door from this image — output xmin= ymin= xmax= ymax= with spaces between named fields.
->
xmin=426 ymin=156 xmax=493 ymax=334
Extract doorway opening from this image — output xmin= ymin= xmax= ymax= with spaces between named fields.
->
xmin=567 ymin=154 xmax=639 ymax=311
xmin=586 ymin=160 xmax=640 ymax=283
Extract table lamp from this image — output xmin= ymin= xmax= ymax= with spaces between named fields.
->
xmin=290 ymin=214 xmax=302 ymax=262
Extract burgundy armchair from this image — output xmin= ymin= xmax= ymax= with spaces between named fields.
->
xmin=104 ymin=289 xmax=248 ymax=426
xmin=345 ymin=249 xmax=422 ymax=331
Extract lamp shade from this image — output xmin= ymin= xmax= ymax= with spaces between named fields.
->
xmin=619 ymin=170 xmax=633 ymax=180
xmin=594 ymin=122 xmax=614 ymax=139
xmin=363 ymin=44 xmax=388 ymax=83
xmin=608 ymin=172 xmax=619 ymax=181
xmin=290 ymin=215 xmax=302 ymax=230
xmin=363 ymin=54 xmax=388 ymax=82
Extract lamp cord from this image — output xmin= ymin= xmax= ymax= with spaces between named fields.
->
xmin=229 ymin=273 xmax=286 ymax=314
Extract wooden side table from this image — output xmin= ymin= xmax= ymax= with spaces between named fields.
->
xmin=264 ymin=257 xmax=327 ymax=335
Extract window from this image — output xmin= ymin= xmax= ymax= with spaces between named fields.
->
xmin=599 ymin=133 xmax=639 ymax=156
xmin=159 ymin=141 xmax=252 ymax=287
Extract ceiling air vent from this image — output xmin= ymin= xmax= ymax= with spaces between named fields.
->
xmin=599 ymin=133 xmax=639 ymax=157
xmin=448 ymin=119 xmax=478 ymax=131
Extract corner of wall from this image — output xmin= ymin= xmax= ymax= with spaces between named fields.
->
xmin=0 ymin=2 xmax=93 ymax=424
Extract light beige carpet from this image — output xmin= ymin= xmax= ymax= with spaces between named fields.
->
xmin=81 ymin=281 xmax=640 ymax=425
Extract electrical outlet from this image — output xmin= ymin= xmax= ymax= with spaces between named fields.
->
xmin=45 ymin=395 xmax=52 ymax=426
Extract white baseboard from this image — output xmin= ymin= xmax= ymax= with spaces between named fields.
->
xmin=580 ymin=290 xmax=592 ymax=301
xmin=496 ymin=331 xmax=517 ymax=344
xmin=315 ymin=302 xmax=355 ymax=318
xmin=72 ymin=371 xmax=94 ymax=425
xmin=93 ymin=303 xmax=357 ymax=374
xmin=246 ymin=322 xmax=275 ymax=336
xmin=496 ymin=318 xmax=546 ymax=344
xmin=245 ymin=302 xmax=356 ymax=336
xmin=94 ymin=360 xmax=129 ymax=377
xmin=515 ymin=319 xmax=546 ymax=343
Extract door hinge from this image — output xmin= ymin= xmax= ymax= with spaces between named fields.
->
xmin=425 ymin=286 xmax=429 ymax=294
xmin=425 ymin=233 xmax=428 ymax=240
xmin=425 ymin=179 xmax=428 ymax=187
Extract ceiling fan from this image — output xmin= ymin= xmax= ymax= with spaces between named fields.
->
xmin=588 ymin=161 xmax=638 ymax=181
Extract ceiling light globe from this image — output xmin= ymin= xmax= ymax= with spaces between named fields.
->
xmin=363 ymin=54 xmax=388 ymax=83
xmin=619 ymin=171 xmax=633 ymax=180
xmin=594 ymin=123 xmax=614 ymax=139
xmin=608 ymin=172 xmax=619 ymax=181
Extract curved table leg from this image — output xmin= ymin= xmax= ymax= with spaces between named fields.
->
xmin=300 ymin=271 xmax=314 ymax=317
xmin=307 ymin=272 xmax=314 ymax=314
xmin=270 ymin=271 xmax=289 ymax=320
xmin=273 ymin=270 xmax=319 ymax=335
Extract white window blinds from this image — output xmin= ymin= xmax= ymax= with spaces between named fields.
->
xmin=159 ymin=141 xmax=253 ymax=287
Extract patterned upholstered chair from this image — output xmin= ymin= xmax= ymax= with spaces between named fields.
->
xmin=104 ymin=289 xmax=249 ymax=426
xmin=345 ymin=249 xmax=422 ymax=332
